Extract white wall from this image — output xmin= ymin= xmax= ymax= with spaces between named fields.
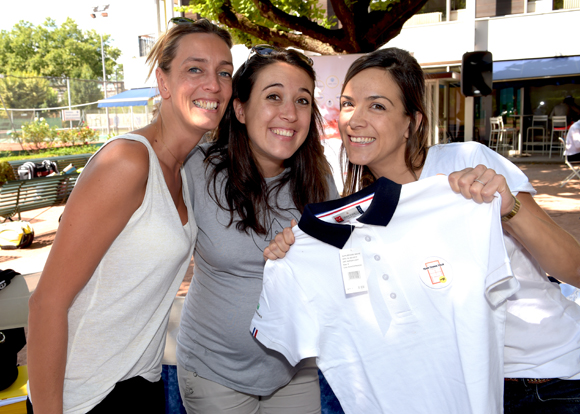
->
xmin=123 ymin=57 xmax=157 ymax=90
xmin=387 ymin=6 xmax=580 ymax=65
xmin=486 ymin=9 xmax=580 ymax=61
xmin=387 ymin=21 xmax=474 ymax=65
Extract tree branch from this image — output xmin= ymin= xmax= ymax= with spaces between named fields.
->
xmin=217 ymin=0 xmax=339 ymax=54
xmin=250 ymin=0 xmax=343 ymax=47
xmin=364 ymin=0 xmax=429 ymax=51
xmin=328 ymin=0 xmax=357 ymax=49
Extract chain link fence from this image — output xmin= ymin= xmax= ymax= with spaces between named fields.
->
xmin=0 ymin=74 xmax=128 ymax=142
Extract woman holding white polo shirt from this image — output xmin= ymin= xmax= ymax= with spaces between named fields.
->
xmin=267 ymin=47 xmax=580 ymax=414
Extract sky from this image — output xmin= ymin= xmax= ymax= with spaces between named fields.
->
xmin=1 ymin=0 xmax=159 ymax=65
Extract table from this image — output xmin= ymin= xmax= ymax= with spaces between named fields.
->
xmin=0 ymin=273 xmax=39 ymax=331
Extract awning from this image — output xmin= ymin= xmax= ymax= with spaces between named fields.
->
xmin=493 ymin=56 xmax=580 ymax=82
xmin=97 ymin=87 xmax=159 ymax=108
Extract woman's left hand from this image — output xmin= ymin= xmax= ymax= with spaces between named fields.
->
xmin=448 ymin=164 xmax=515 ymax=216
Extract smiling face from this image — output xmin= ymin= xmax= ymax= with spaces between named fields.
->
xmin=339 ymin=68 xmax=413 ymax=180
xmin=157 ymin=32 xmax=233 ymax=137
xmin=234 ymin=62 xmax=314 ymax=177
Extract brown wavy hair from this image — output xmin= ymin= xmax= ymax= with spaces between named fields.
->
xmin=342 ymin=47 xmax=429 ymax=195
xmin=205 ymin=48 xmax=331 ymax=235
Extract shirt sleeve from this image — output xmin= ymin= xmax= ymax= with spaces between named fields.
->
xmin=566 ymin=121 xmax=580 ymax=156
xmin=482 ymin=195 xmax=520 ymax=306
xmin=327 ymin=174 xmax=340 ymax=201
xmin=250 ymin=259 xmax=320 ymax=366
xmin=425 ymin=142 xmax=536 ymax=196
xmin=183 ymin=146 xmax=207 ymax=209
xmin=468 ymin=143 xmax=536 ymax=196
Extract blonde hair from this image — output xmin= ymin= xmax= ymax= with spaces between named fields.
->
xmin=146 ymin=19 xmax=232 ymax=80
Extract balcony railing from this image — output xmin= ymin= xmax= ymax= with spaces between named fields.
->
xmin=139 ymin=35 xmax=156 ymax=58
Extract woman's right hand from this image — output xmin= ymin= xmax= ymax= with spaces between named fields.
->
xmin=263 ymin=219 xmax=297 ymax=261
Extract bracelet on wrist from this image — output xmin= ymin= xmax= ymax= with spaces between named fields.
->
xmin=501 ymin=194 xmax=521 ymax=223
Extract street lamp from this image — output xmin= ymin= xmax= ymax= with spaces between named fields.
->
xmin=91 ymin=4 xmax=111 ymax=136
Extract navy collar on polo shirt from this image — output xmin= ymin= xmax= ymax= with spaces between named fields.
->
xmin=298 ymin=177 xmax=402 ymax=249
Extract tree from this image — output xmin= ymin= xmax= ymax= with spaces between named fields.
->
xmin=177 ymin=0 xmax=429 ymax=55
xmin=61 ymin=66 xmax=103 ymax=109
xmin=0 ymin=72 xmax=59 ymax=109
xmin=0 ymin=18 xmax=121 ymax=82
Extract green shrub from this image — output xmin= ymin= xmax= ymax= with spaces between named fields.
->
xmin=58 ymin=125 xmax=99 ymax=146
xmin=57 ymin=129 xmax=77 ymax=146
xmin=9 ymin=118 xmax=58 ymax=150
xmin=0 ymin=161 xmax=15 ymax=183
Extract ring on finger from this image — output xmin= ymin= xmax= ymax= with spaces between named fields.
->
xmin=474 ymin=179 xmax=486 ymax=185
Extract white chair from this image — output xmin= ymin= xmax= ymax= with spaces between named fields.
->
xmin=550 ymin=116 xmax=569 ymax=158
xmin=525 ymin=115 xmax=548 ymax=154
xmin=489 ymin=116 xmax=517 ymax=152
xmin=559 ymin=137 xmax=580 ymax=187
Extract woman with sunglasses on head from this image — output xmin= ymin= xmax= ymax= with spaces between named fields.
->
xmin=175 ymin=46 xmax=338 ymax=413
xmin=26 ymin=19 xmax=233 ymax=414
xmin=267 ymin=47 xmax=580 ymax=414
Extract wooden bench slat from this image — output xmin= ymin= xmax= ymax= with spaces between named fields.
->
xmin=0 ymin=174 xmax=80 ymax=221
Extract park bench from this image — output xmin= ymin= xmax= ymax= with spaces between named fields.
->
xmin=0 ymin=174 xmax=79 ymax=222
xmin=7 ymin=154 xmax=93 ymax=179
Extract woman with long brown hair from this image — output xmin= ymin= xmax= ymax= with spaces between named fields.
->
xmin=176 ymin=46 xmax=338 ymax=413
xmin=267 ymin=47 xmax=580 ymax=414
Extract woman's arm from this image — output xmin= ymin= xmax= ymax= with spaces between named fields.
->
xmin=27 ymin=140 xmax=149 ymax=414
xmin=448 ymin=164 xmax=580 ymax=287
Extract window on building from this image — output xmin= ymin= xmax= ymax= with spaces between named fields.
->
xmin=138 ymin=35 xmax=156 ymax=58
xmin=476 ymin=0 xmax=525 ymax=17
xmin=404 ymin=0 xmax=466 ymax=25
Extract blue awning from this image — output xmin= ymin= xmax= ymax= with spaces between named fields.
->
xmin=97 ymin=87 xmax=159 ymax=107
xmin=493 ymin=56 xmax=580 ymax=82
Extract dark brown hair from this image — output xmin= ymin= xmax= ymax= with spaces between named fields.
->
xmin=342 ymin=47 xmax=429 ymax=195
xmin=205 ymin=48 xmax=331 ymax=235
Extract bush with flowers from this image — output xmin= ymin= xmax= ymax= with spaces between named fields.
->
xmin=9 ymin=118 xmax=58 ymax=150
xmin=58 ymin=124 xmax=99 ymax=146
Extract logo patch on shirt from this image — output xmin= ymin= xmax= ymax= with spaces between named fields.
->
xmin=418 ymin=256 xmax=453 ymax=289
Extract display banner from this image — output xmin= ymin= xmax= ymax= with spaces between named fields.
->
xmin=312 ymin=54 xmax=364 ymax=194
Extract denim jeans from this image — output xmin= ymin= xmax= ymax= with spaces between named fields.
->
xmin=504 ymin=378 xmax=580 ymax=414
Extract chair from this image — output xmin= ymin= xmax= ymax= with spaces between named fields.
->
xmin=525 ymin=115 xmax=548 ymax=154
xmin=559 ymin=137 xmax=580 ymax=187
xmin=489 ymin=116 xmax=517 ymax=152
xmin=550 ymin=116 xmax=569 ymax=158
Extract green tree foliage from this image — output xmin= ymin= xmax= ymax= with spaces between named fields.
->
xmin=177 ymin=0 xmax=429 ymax=54
xmin=62 ymin=66 xmax=103 ymax=109
xmin=0 ymin=18 xmax=121 ymax=81
xmin=0 ymin=72 xmax=59 ymax=109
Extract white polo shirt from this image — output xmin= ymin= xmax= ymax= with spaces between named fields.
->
xmin=251 ymin=175 xmax=518 ymax=414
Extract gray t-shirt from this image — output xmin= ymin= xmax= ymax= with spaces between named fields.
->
xmin=177 ymin=144 xmax=338 ymax=395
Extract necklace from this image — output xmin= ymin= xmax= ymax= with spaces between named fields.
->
xmin=155 ymin=128 xmax=183 ymax=168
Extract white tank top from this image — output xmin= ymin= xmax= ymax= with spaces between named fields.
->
xmin=61 ymin=134 xmax=196 ymax=413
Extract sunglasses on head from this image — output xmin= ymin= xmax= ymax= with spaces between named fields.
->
xmin=245 ymin=44 xmax=314 ymax=67
xmin=169 ymin=17 xmax=209 ymax=26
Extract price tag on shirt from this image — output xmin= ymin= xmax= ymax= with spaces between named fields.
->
xmin=339 ymin=248 xmax=368 ymax=294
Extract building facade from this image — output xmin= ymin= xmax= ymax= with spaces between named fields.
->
xmin=387 ymin=0 xmax=580 ymax=146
